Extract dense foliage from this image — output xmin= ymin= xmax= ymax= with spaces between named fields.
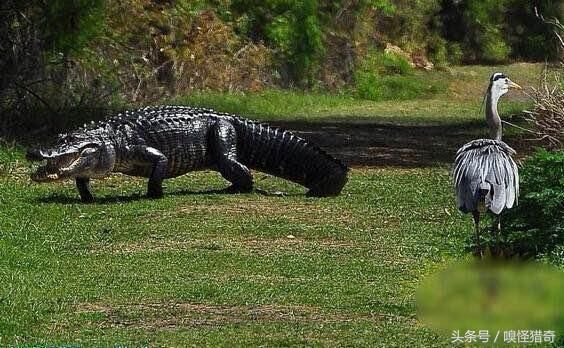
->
xmin=354 ymin=51 xmax=445 ymax=101
xmin=0 ymin=0 xmax=562 ymax=137
xmin=42 ymin=0 xmax=105 ymax=54
xmin=229 ymin=0 xmax=327 ymax=86
xmin=501 ymin=149 xmax=564 ymax=261
xmin=0 ymin=0 xmax=111 ymax=136
xmin=440 ymin=0 xmax=562 ymax=63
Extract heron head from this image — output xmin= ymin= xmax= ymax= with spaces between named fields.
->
xmin=489 ymin=72 xmax=522 ymax=98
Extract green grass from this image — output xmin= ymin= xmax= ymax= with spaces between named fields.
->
xmin=354 ymin=50 xmax=447 ymax=102
xmin=0 ymin=63 xmax=557 ymax=346
xmin=0 ymin=155 xmax=466 ymax=346
xmin=172 ymin=63 xmax=541 ymax=124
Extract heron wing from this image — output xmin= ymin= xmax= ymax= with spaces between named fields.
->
xmin=453 ymin=139 xmax=519 ymax=214
xmin=453 ymin=140 xmax=486 ymax=213
xmin=502 ymin=146 xmax=519 ymax=209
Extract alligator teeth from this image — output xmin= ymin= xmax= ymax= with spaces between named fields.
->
xmin=47 ymin=173 xmax=59 ymax=180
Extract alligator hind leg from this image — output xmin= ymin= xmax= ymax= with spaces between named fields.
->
xmin=211 ymin=120 xmax=253 ymax=192
xmin=76 ymin=177 xmax=94 ymax=203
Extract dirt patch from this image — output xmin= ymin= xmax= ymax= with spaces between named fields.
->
xmin=90 ymin=237 xmax=365 ymax=256
xmin=75 ymin=302 xmax=389 ymax=330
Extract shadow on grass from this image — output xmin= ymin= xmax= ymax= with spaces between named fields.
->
xmin=34 ymin=187 xmax=296 ymax=205
xmin=272 ymin=119 xmax=529 ymax=168
xmin=26 ymin=118 xmax=530 ymax=204
xmin=12 ymin=108 xmax=530 ymax=169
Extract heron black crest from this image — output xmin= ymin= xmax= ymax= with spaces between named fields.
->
xmin=491 ymin=72 xmax=507 ymax=82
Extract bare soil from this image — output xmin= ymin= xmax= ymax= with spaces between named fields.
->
xmin=74 ymin=302 xmax=395 ymax=330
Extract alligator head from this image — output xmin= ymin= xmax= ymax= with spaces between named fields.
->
xmin=27 ymin=132 xmax=115 ymax=182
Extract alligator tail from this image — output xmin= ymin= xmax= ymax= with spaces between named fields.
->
xmin=232 ymin=118 xmax=348 ymax=196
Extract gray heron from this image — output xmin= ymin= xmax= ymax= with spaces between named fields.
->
xmin=453 ymin=72 xmax=522 ymax=253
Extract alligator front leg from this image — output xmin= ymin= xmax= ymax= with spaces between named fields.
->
xmin=76 ymin=177 xmax=94 ymax=203
xmin=211 ymin=120 xmax=253 ymax=192
xmin=130 ymin=146 xmax=168 ymax=198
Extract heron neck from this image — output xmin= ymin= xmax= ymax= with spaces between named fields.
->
xmin=486 ymin=89 xmax=502 ymax=141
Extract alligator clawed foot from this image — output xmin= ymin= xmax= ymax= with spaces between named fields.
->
xmin=80 ymin=194 xmax=95 ymax=204
xmin=223 ymin=185 xmax=253 ymax=194
xmin=147 ymin=192 xmax=164 ymax=199
xmin=147 ymin=187 xmax=164 ymax=199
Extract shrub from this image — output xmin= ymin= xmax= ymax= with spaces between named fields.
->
xmin=506 ymin=0 xmax=563 ymax=61
xmin=462 ymin=0 xmax=511 ymax=63
xmin=427 ymin=36 xmax=449 ymax=66
xmin=0 ymin=0 xmax=113 ymax=139
xmin=447 ymin=42 xmax=464 ymax=65
xmin=230 ymin=0 xmax=325 ymax=86
xmin=426 ymin=37 xmax=463 ymax=66
xmin=354 ymin=51 xmax=444 ymax=101
xmin=440 ymin=0 xmax=562 ymax=63
xmin=42 ymin=0 xmax=105 ymax=55
xmin=377 ymin=52 xmax=413 ymax=75
xmin=480 ymin=27 xmax=512 ymax=63
xmin=501 ymin=149 xmax=564 ymax=260
xmin=375 ymin=0 xmax=442 ymax=53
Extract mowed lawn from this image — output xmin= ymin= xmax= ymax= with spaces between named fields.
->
xmin=0 ymin=64 xmax=542 ymax=346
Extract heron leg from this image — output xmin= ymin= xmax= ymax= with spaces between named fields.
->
xmin=472 ymin=211 xmax=482 ymax=257
xmin=492 ymin=214 xmax=501 ymax=256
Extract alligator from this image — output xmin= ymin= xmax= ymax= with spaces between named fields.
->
xmin=27 ymin=105 xmax=348 ymax=202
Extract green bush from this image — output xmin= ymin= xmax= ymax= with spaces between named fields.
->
xmin=480 ymin=27 xmax=511 ymax=63
xmin=462 ymin=0 xmax=511 ymax=63
xmin=230 ymin=0 xmax=325 ymax=86
xmin=502 ymin=149 xmax=564 ymax=260
xmin=43 ymin=0 xmax=106 ymax=55
xmin=446 ymin=42 xmax=464 ymax=65
xmin=505 ymin=0 xmax=563 ymax=61
xmin=427 ymin=36 xmax=449 ymax=66
xmin=376 ymin=0 xmax=442 ymax=53
xmin=354 ymin=51 xmax=444 ymax=101
xmin=439 ymin=0 xmax=561 ymax=63
xmin=378 ymin=52 xmax=413 ymax=75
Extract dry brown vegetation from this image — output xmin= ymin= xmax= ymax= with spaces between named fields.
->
xmin=73 ymin=302 xmax=388 ymax=330
xmin=97 ymin=4 xmax=275 ymax=101
xmin=524 ymin=70 xmax=564 ymax=149
xmin=522 ymin=11 xmax=564 ymax=149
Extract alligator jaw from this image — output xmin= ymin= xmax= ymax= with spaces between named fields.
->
xmin=31 ymin=169 xmax=60 ymax=182
xmin=30 ymin=152 xmax=80 ymax=182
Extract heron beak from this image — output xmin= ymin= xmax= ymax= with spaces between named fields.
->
xmin=508 ymin=80 xmax=522 ymax=90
